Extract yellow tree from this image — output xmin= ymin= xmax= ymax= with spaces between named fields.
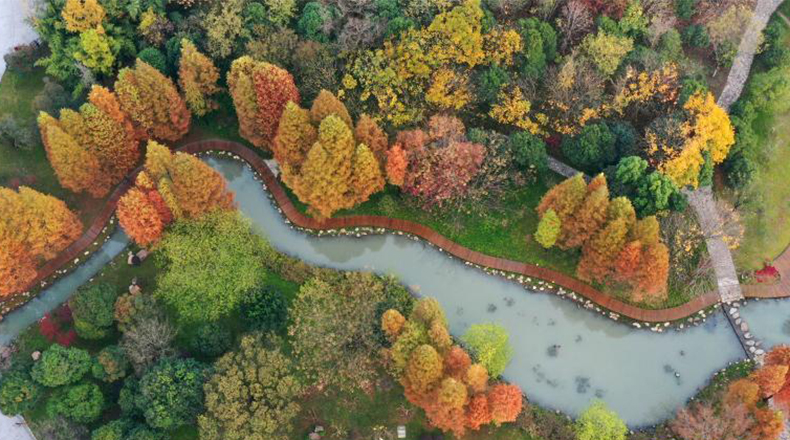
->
xmin=273 ymin=101 xmax=317 ymax=181
xmin=62 ymin=0 xmax=105 ymax=32
xmin=349 ymin=144 xmax=385 ymax=205
xmin=310 ymin=90 xmax=353 ymax=128
xmin=178 ymin=39 xmax=221 ymax=117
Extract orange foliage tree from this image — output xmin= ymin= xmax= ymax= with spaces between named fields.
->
xmin=0 ymin=187 xmax=82 ymax=297
xmin=115 ymin=59 xmax=191 ymax=142
xmin=117 ymin=141 xmax=234 ymax=246
xmin=386 ymin=144 xmax=408 ymax=186
xmin=382 ymin=297 xmax=523 ymax=437
xmin=228 ymin=56 xmax=299 ymax=149
xmin=178 ymin=39 xmax=220 ymax=117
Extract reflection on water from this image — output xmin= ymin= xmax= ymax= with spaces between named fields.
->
xmin=214 ymin=157 xmax=746 ymax=426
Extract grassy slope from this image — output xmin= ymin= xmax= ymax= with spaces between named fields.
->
xmin=733 ymin=2 xmax=790 ymax=270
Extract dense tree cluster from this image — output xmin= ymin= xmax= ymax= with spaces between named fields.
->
xmin=383 ymin=298 xmax=522 ymax=436
xmin=537 ymin=173 xmax=670 ymax=302
xmin=117 ymin=141 xmax=234 ymax=246
xmin=0 ymin=187 xmax=82 ymax=297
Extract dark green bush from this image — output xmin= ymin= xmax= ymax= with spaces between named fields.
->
xmin=561 ymin=122 xmax=618 ymax=173
xmin=91 ymin=419 xmax=131 ymax=440
xmin=137 ymin=48 xmax=168 ymax=74
xmin=658 ymin=29 xmax=683 ymax=62
xmin=70 ymin=282 xmax=120 ymax=340
xmin=241 ymin=286 xmax=288 ymax=332
xmin=0 ymin=371 xmax=42 ymax=415
xmin=682 ymin=24 xmax=709 ymax=48
xmin=761 ymin=20 xmax=790 ymax=69
xmin=124 ymin=425 xmax=166 ymax=440
xmin=31 ymin=345 xmax=91 ymax=387
xmin=675 ymin=0 xmax=697 ymax=20
xmin=297 ymin=2 xmax=334 ymax=42
xmin=476 ymin=64 xmax=510 ymax=105
xmin=607 ymin=120 xmax=638 ymax=158
xmin=189 ymin=322 xmax=232 ymax=357
xmin=46 ymin=382 xmax=105 ymax=423
xmin=508 ymin=131 xmax=547 ymax=175
xmin=136 ymin=358 xmax=209 ymax=430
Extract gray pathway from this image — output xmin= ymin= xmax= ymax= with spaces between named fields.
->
xmin=717 ymin=0 xmax=787 ymax=111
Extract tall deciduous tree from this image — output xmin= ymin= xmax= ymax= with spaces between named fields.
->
xmin=386 ymin=143 xmax=408 ymax=186
xmin=355 ymin=114 xmax=388 ymax=165
xmin=228 ymin=56 xmax=300 ymax=149
xmin=0 ymin=187 xmax=82 ymax=297
xmin=272 ymin=101 xmax=316 ymax=181
xmin=115 ymin=59 xmax=191 ymax=142
xmin=178 ymin=39 xmax=220 ymax=117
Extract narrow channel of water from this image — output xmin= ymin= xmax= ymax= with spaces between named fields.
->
xmin=210 ymin=157 xmax=746 ymax=426
xmin=0 ymin=157 xmax=750 ymax=426
xmin=0 ymin=229 xmax=130 ymax=346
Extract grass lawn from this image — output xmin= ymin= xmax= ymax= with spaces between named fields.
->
xmin=283 ymin=178 xmax=580 ymax=277
xmin=734 ymin=107 xmax=790 ymax=270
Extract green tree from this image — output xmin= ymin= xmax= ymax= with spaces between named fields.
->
xmin=136 ymin=358 xmax=209 ymax=430
xmin=91 ymin=419 xmax=131 ymax=440
xmin=289 ymin=272 xmax=388 ymax=391
xmin=198 ymin=334 xmax=303 ymax=440
xmin=70 ymin=282 xmax=119 ymax=339
xmin=155 ymin=211 xmax=267 ymax=324
xmin=561 ymin=123 xmax=618 ymax=173
xmin=575 ymin=400 xmax=627 ymax=440
xmin=606 ymin=156 xmax=684 ymax=217
xmin=462 ymin=323 xmax=514 ymax=377
xmin=31 ymin=345 xmax=91 ymax=387
xmin=74 ymin=28 xmax=116 ymax=76
xmin=535 ymin=209 xmax=561 ymax=249
xmin=241 ymin=286 xmax=288 ymax=332
xmin=46 ymin=382 xmax=105 ymax=423
xmin=91 ymin=345 xmax=130 ymax=382
xmin=0 ymin=372 xmax=42 ymax=415
xmin=581 ymin=32 xmax=633 ymax=76
xmin=188 ymin=322 xmax=232 ymax=358
xmin=508 ymin=131 xmax=548 ymax=175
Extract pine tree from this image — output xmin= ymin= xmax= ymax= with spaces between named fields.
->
xmin=386 ymin=144 xmax=408 ymax=186
xmin=606 ymin=196 xmax=636 ymax=228
xmin=273 ymin=101 xmax=317 ymax=179
xmin=115 ymin=59 xmax=191 ymax=142
xmin=354 ymin=114 xmax=389 ymax=166
xmin=310 ymin=90 xmax=353 ymax=129
xmin=143 ymin=141 xmax=174 ymax=181
xmin=536 ymin=174 xmax=588 ymax=248
xmin=350 ymin=144 xmax=385 ymax=205
xmin=535 ymin=209 xmax=561 ymax=249
xmin=577 ymin=217 xmax=629 ymax=283
xmin=178 ymin=39 xmax=220 ymax=117
xmin=38 ymin=112 xmax=107 ymax=197
xmin=296 ymin=115 xmax=356 ymax=219
xmin=168 ymin=152 xmax=235 ymax=218
xmin=563 ymin=181 xmax=610 ymax=248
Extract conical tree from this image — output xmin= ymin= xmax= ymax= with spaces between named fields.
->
xmin=178 ymin=39 xmax=220 ymax=117
xmin=535 ymin=209 xmax=561 ymax=249
xmin=355 ymin=114 xmax=389 ymax=166
xmin=0 ymin=238 xmax=37 ymax=297
xmin=386 ymin=144 xmax=408 ymax=186
xmin=310 ymin=90 xmax=353 ymax=129
xmin=117 ymin=187 xmax=166 ymax=246
xmin=296 ymin=115 xmax=355 ymax=219
xmin=577 ymin=217 xmax=628 ymax=283
xmin=228 ymin=56 xmax=300 ymax=149
xmin=563 ymin=181 xmax=610 ymax=249
xmin=115 ymin=59 xmax=190 ymax=142
xmin=350 ymin=144 xmax=385 ymax=205
xmin=536 ymin=173 xmax=587 ymax=248
xmin=38 ymin=112 xmax=107 ymax=197
xmin=168 ymin=152 xmax=235 ymax=218
xmin=273 ymin=101 xmax=317 ymax=179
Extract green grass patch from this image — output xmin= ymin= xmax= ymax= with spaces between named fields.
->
xmin=283 ymin=180 xmax=579 ymax=277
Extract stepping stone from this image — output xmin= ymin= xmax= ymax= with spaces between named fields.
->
xmin=740 ymin=322 xmax=749 ymax=332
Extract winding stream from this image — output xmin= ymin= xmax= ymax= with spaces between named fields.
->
xmin=0 ymin=156 xmax=777 ymax=427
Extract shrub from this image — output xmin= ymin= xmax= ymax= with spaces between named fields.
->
xmin=297 ymin=2 xmax=334 ymax=42
xmin=761 ymin=20 xmax=790 ymax=69
xmin=120 ymin=314 xmax=177 ymax=374
xmin=675 ymin=0 xmax=696 ymax=20
xmin=189 ymin=322 xmax=233 ymax=357
xmin=35 ymin=416 xmax=89 ymax=440
xmin=0 ymin=371 xmax=42 ymax=415
xmin=658 ymin=29 xmax=683 ymax=62
xmin=118 ymin=377 xmax=141 ymax=417
xmin=70 ymin=282 xmax=120 ymax=340
xmin=561 ymin=123 xmax=618 ymax=173
xmin=241 ymin=286 xmax=289 ymax=332
xmin=3 ymin=42 xmax=47 ymax=73
xmin=136 ymin=357 xmax=209 ymax=430
xmin=32 ymin=77 xmax=71 ymax=117
xmin=91 ymin=420 xmax=131 ymax=440
xmin=682 ymin=25 xmax=709 ymax=48
xmin=508 ymin=131 xmax=547 ymax=175
xmin=137 ymin=48 xmax=168 ymax=74
xmin=123 ymin=425 xmax=166 ymax=440
xmin=476 ymin=65 xmax=510 ymax=106
xmin=0 ymin=115 xmax=39 ymax=150
xmin=575 ymin=400 xmax=627 ymax=440
xmin=91 ymin=345 xmax=130 ymax=382
xmin=46 ymin=382 xmax=105 ymax=423
xmin=31 ymin=345 xmax=91 ymax=387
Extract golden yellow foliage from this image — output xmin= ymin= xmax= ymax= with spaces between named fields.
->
xmin=426 ymin=68 xmax=472 ymax=110
xmin=62 ymin=0 xmax=105 ymax=33
xmin=489 ymin=87 xmax=545 ymax=135
xmin=484 ymin=28 xmax=523 ymax=66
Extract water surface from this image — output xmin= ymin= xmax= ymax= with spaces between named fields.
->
xmin=739 ymin=298 xmax=790 ymax=349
